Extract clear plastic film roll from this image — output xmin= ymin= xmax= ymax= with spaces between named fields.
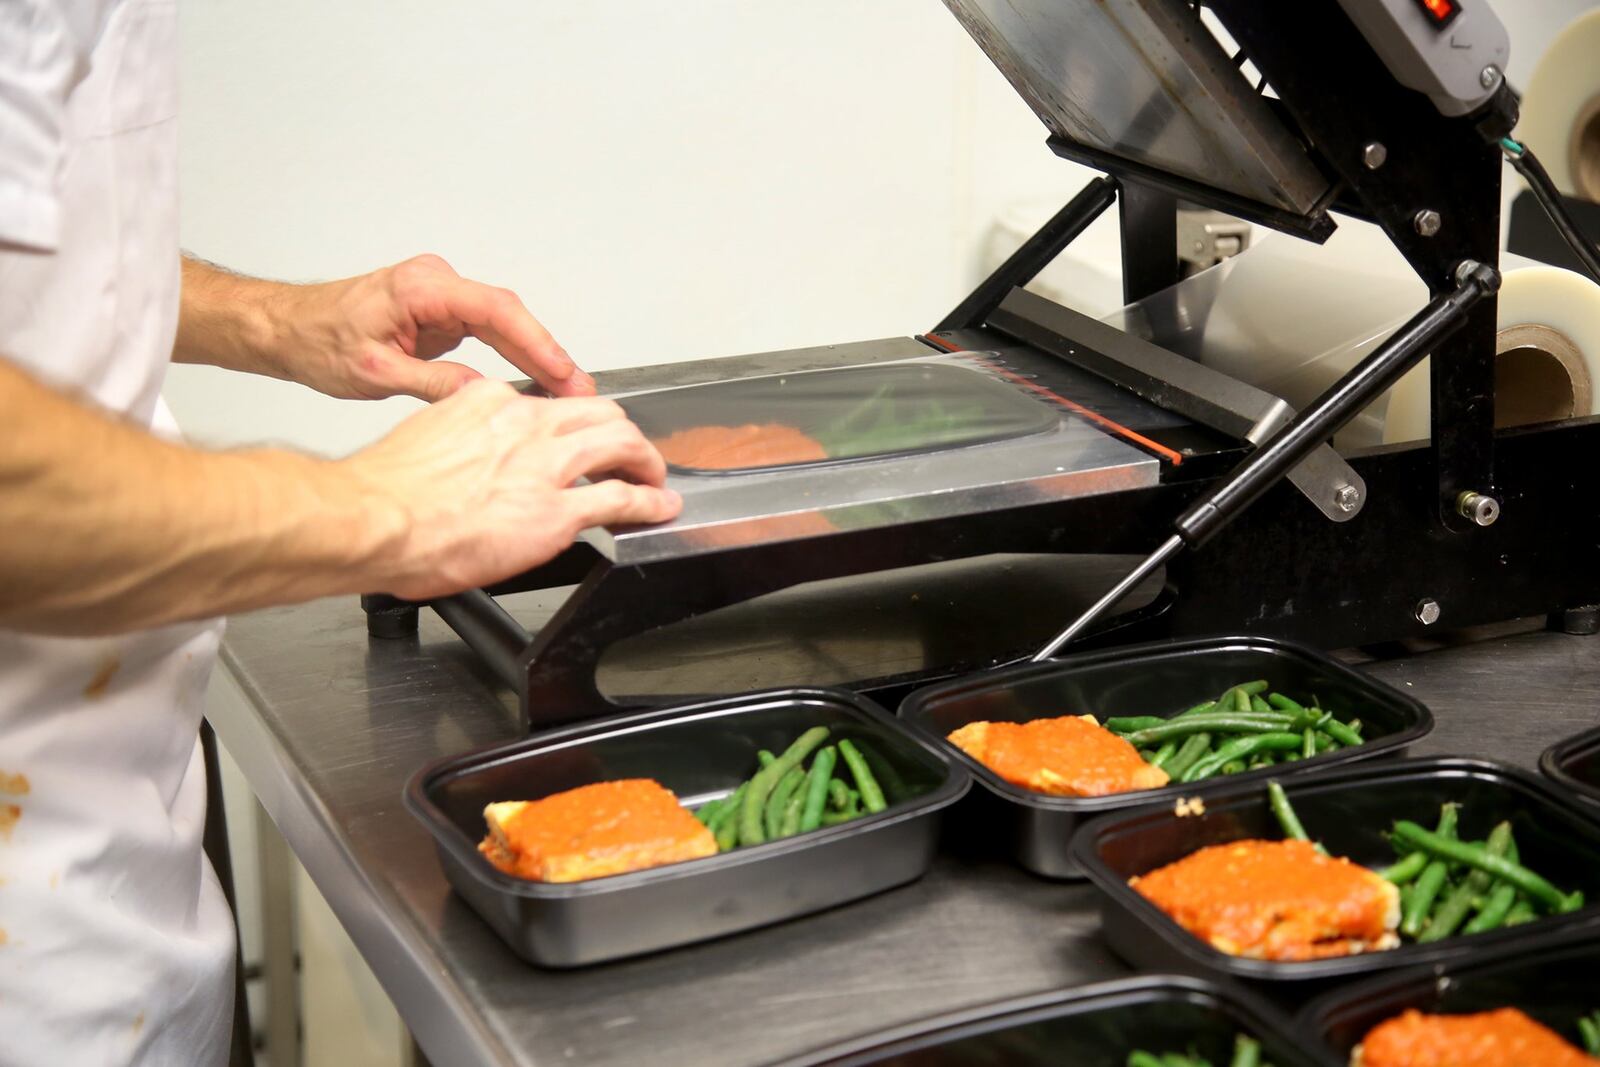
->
xmin=1101 ymin=219 xmax=1600 ymax=451
xmin=1518 ymin=9 xmax=1600 ymax=202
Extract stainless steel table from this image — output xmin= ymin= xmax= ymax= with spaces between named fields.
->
xmin=207 ymin=362 xmax=1600 ymax=1067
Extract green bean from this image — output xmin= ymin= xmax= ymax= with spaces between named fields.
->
xmin=1163 ymin=733 xmax=1213 ymax=780
xmin=1400 ymin=806 xmax=1460 ymax=938
xmin=1505 ymin=897 xmax=1538 ymax=926
xmin=838 ymin=739 xmax=888 ymax=813
xmin=1237 ymin=680 xmax=1270 ymax=696
xmin=1231 ymin=1033 xmax=1262 ymax=1067
xmin=713 ymin=783 xmax=748 ymax=851
xmin=758 ymin=750 xmax=776 ymax=767
xmin=1107 ymin=716 xmax=1168 ymax=733
xmin=778 ymin=782 xmax=807 ymax=837
xmin=1181 ymin=733 xmax=1303 ymax=782
xmin=1267 ymin=781 xmax=1311 ymax=843
xmin=1578 ymin=1011 xmax=1600 ymax=1055
xmin=1391 ymin=819 xmax=1582 ymax=913
xmin=740 ymin=727 xmax=830 ymax=847
xmin=1221 ymin=760 xmax=1246 ymax=775
xmin=827 ymin=778 xmax=850 ymax=811
xmin=799 ymin=746 xmax=837 ymax=833
xmin=1268 ymin=693 xmax=1364 ymax=747
xmin=764 ymin=767 xmax=806 ymax=838
xmin=1250 ymin=695 xmax=1274 ymax=715
xmin=1124 ymin=716 xmax=1298 ymax=747
xmin=1463 ymin=882 xmax=1517 ymax=934
xmin=1126 ymin=1054 xmax=1166 ymax=1067
xmin=1403 ymin=862 xmax=1449 ymax=938
xmin=1147 ymin=740 xmax=1179 ymax=768
xmin=820 ymin=792 xmax=862 ymax=826
xmin=694 ymin=797 xmax=724 ymax=826
xmin=1174 ymin=700 xmax=1218 ymax=719
xmin=1232 ymin=687 xmax=1253 ymax=713
xmin=849 ymin=740 xmax=908 ymax=802
xmin=1348 ymin=719 xmax=1363 ymax=736
xmin=1301 ymin=727 xmax=1315 ymax=760
xmin=1381 ymin=851 xmax=1429 ymax=884
xmin=1419 ymin=822 xmax=1513 ymax=942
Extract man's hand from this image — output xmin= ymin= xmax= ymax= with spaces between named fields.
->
xmin=346 ymin=381 xmax=679 ymax=600
xmin=175 ymin=254 xmax=596 ymax=401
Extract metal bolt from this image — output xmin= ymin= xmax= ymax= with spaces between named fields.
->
xmin=1480 ymin=64 xmax=1501 ymax=90
xmin=1362 ymin=142 xmax=1388 ymax=170
xmin=1456 ymin=490 xmax=1501 ymax=527
xmin=1415 ymin=598 xmax=1442 ymax=626
xmin=1334 ymin=484 xmax=1361 ymax=513
xmin=1414 ymin=210 xmax=1442 ymax=237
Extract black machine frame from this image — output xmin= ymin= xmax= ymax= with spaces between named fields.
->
xmin=364 ymin=0 xmax=1600 ymax=729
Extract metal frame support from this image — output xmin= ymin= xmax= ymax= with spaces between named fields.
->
xmin=1118 ymin=179 xmax=1182 ymax=305
xmin=934 ymin=176 xmax=1118 ymax=333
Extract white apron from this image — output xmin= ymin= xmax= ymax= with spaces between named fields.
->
xmin=0 ymin=2 xmax=233 ymax=1064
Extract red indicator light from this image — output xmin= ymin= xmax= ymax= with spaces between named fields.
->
xmin=1414 ymin=0 xmax=1461 ymax=27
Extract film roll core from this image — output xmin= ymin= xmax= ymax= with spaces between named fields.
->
xmin=1102 ymin=219 xmax=1600 ymax=451
xmin=1518 ymin=9 xmax=1600 ymax=202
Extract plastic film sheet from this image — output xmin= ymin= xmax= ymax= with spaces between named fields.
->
xmin=1101 ymin=219 xmax=1600 ymax=451
xmin=619 ymin=362 xmax=1056 ymax=476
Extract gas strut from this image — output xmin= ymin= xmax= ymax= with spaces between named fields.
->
xmin=1033 ymin=260 xmax=1502 ymax=662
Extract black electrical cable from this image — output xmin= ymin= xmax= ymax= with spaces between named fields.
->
xmin=1501 ymin=135 xmax=1600 ymax=284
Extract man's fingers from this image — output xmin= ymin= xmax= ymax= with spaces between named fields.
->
xmin=544 ymin=396 xmax=629 ymax=435
xmin=562 ymin=481 xmax=682 ymax=533
xmin=430 ymin=276 xmax=589 ymax=395
xmin=366 ymin=348 xmax=483 ymax=402
xmin=553 ymin=420 xmax=668 ymax=487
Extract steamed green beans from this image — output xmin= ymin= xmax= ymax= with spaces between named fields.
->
xmin=1099 ymin=680 xmax=1377 ymax=785
xmin=1260 ymin=784 xmax=1586 ymax=945
xmin=1125 ymin=1033 xmax=1275 ymax=1067
xmin=695 ymin=728 xmax=897 ymax=852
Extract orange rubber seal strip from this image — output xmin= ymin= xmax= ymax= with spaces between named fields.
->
xmin=921 ymin=332 xmax=1184 ymax=465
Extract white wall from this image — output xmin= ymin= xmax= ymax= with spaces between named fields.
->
xmin=166 ymin=0 xmax=1089 ymax=457
xmin=167 ymin=2 xmax=1599 ymax=458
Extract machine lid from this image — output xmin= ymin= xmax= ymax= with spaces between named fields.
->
xmin=943 ymin=0 xmax=1334 ymax=219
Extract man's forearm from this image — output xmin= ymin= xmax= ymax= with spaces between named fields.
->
xmin=172 ymin=256 xmax=298 ymax=378
xmin=0 ymin=357 xmax=404 ymax=636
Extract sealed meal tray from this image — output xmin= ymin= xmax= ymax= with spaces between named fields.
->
xmin=1071 ymin=757 xmax=1600 ymax=989
xmin=1300 ymin=936 xmax=1600 ymax=1064
xmin=404 ymin=688 xmax=969 ymax=967
xmin=898 ymin=635 xmax=1432 ymax=879
xmin=617 ymin=361 xmax=1057 ymax=475
xmin=779 ymin=974 xmax=1336 ymax=1067
xmin=1539 ymin=723 xmax=1600 ymax=810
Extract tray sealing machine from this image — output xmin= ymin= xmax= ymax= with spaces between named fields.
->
xmin=362 ymin=0 xmax=1600 ymax=729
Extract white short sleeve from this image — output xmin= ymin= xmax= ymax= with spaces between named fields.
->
xmin=0 ymin=2 xmax=80 ymax=252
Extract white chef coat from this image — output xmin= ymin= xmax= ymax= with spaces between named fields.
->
xmin=0 ymin=2 xmax=234 ymax=1065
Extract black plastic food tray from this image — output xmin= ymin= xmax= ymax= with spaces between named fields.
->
xmin=1072 ymin=757 xmax=1600 ymax=987
xmin=778 ymin=974 xmax=1337 ymax=1067
xmin=899 ymin=635 xmax=1432 ymax=878
xmin=405 ymin=688 xmax=969 ymax=967
xmin=1300 ymin=935 xmax=1600 ymax=1060
xmin=1539 ymin=722 xmax=1600 ymax=809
